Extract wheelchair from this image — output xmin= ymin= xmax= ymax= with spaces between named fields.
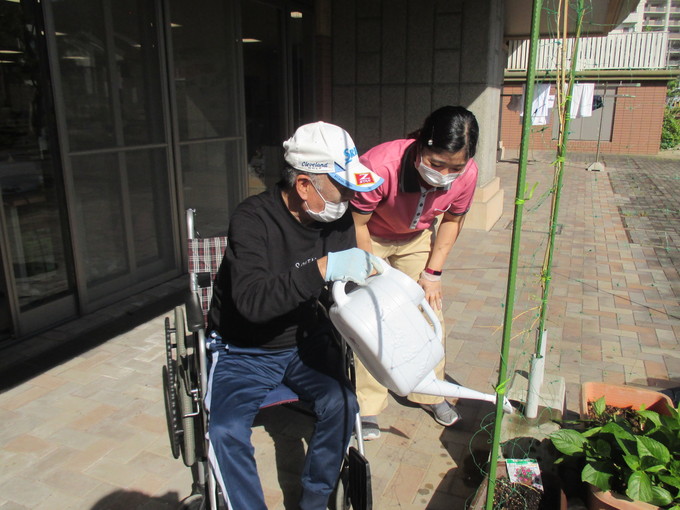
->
xmin=162 ymin=209 xmax=372 ymax=510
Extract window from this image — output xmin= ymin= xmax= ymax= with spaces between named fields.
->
xmin=0 ymin=0 xmax=75 ymax=335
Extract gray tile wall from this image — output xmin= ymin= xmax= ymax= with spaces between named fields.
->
xmin=331 ymin=0 xmax=506 ymax=186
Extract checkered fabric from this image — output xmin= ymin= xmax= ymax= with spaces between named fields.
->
xmin=188 ymin=236 xmax=228 ymax=326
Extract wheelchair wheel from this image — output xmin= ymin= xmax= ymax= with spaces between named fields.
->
xmin=164 ymin=315 xmax=175 ymax=372
xmin=162 ymin=364 xmax=181 ymax=459
xmin=178 ymin=362 xmax=197 ymax=467
xmin=175 ymin=306 xmax=188 ymax=357
xmin=175 ymin=306 xmax=197 ymax=467
xmin=185 ymin=330 xmax=207 ymax=461
xmin=178 ymin=492 xmax=206 ymax=510
xmin=163 ymin=316 xmax=182 ymax=459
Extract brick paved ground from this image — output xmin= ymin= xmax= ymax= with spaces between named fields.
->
xmin=1 ymin=151 xmax=678 ymax=509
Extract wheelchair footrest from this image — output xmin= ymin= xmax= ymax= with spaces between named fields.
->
xmin=348 ymin=447 xmax=372 ymax=510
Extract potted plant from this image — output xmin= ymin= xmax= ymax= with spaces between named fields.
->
xmin=468 ymin=459 xmax=567 ymax=510
xmin=549 ymin=384 xmax=680 ymax=510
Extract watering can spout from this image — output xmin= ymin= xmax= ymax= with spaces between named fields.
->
xmin=413 ymin=373 xmax=514 ymax=414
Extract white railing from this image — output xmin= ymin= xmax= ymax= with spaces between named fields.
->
xmin=507 ymin=31 xmax=669 ymax=71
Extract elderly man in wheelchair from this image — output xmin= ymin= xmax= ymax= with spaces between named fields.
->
xmin=199 ymin=122 xmax=383 ymax=510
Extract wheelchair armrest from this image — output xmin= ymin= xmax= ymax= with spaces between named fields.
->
xmin=185 ymin=290 xmax=206 ymax=332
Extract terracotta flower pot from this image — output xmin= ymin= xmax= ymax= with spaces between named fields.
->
xmin=580 ymin=382 xmax=673 ymax=418
xmin=587 ymin=484 xmax=662 ymax=510
xmin=581 ymin=382 xmax=674 ymax=510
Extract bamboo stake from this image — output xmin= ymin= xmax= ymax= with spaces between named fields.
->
xmin=534 ymin=0 xmax=586 ymax=365
xmin=484 ymin=0 xmax=543 ymax=507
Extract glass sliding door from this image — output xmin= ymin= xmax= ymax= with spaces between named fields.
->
xmin=167 ymin=0 xmax=246 ymax=237
xmin=241 ymin=1 xmax=286 ymax=196
xmin=241 ymin=0 xmax=315 ymax=197
xmin=288 ymin=4 xmax=314 ymax=136
xmin=0 ymin=0 xmax=76 ymax=338
xmin=49 ymin=0 xmax=178 ymax=308
xmin=166 ymin=0 xmax=315 ymax=236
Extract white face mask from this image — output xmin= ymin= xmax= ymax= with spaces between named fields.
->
xmin=416 ymin=155 xmax=466 ymax=187
xmin=304 ymin=179 xmax=348 ymax=222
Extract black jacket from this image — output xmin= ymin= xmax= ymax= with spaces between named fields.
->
xmin=208 ymin=184 xmax=356 ymax=349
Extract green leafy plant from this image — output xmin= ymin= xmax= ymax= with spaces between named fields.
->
xmin=661 ymin=107 xmax=680 ymax=150
xmin=549 ymin=397 xmax=680 ymax=509
xmin=662 ymin=79 xmax=680 ymax=150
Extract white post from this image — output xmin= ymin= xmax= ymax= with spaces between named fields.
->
xmin=525 ymin=329 xmax=547 ymax=419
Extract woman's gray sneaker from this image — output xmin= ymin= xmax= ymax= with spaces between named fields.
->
xmin=420 ymin=401 xmax=461 ymax=426
xmin=360 ymin=415 xmax=381 ymax=440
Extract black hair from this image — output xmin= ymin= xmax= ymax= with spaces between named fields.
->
xmin=409 ymin=105 xmax=479 ymax=159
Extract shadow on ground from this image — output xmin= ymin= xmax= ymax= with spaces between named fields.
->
xmin=254 ymin=403 xmax=315 ymax=509
xmin=90 ymin=489 xmax=183 ymax=510
xmin=429 ymin=399 xmax=497 ymax=510
xmin=0 ymin=289 xmax=184 ymax=391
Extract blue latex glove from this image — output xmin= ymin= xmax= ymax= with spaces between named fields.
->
xmin=325 ymin=248 xmax=384 ymax=284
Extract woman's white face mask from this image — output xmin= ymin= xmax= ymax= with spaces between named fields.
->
xmin=416 ymin=153 xmax=467 ymax=188
xmin=304 ymin=179 xmax=348 ymax=222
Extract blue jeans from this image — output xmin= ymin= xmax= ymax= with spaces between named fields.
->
xmin=205 ymin=333 xmax=358 ymax=510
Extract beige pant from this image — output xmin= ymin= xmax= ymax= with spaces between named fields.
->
xmin=355 ymin=228 xmax=447 ymax=416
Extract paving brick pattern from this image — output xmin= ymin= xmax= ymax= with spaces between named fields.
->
xmin=1 ymin=152 xmax=679 ymax=509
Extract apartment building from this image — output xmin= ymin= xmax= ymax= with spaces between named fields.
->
xmin=614 ymin=0 xmax=680 ymax=68
xmin=644 ymin=0 xmax=680 ymax=67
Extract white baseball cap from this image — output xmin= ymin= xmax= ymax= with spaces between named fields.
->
xmin=283 ymin=122 xmax=384 ymax=192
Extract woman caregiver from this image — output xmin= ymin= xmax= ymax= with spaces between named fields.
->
xmin=350 ymin=105 xmax=479 ymax=440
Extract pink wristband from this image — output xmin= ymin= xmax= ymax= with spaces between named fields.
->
xmin=424 ymin=267 xmax=442 ymax=276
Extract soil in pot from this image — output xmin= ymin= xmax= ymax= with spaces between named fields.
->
xmin=585 ymin=401 xmax=646 ymax=432
xmin=470 ymin=469 xmax=566 ymax=510
xmin=492 ymin=477 xmax=542 ymax=510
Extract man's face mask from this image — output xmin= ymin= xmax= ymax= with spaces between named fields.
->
xmin=304 ymin=179 xmax=348 ymax=222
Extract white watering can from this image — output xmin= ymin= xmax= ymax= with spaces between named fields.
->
xmin=330 ymin=263 xmax=513 ymax=414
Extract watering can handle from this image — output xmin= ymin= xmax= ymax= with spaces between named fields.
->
xmin=331 ymin=280 xmax=350 ymax=307
xmin=331 ymin=259 xmax=394 ymax=307
xmin=420 ymin=298 xmax=443 ymax=340
xmin=331 ymin=270 xmax=442 ymax=339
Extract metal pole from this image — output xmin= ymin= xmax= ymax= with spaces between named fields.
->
xmin=594 ymin=82 xmax=607 ymax=163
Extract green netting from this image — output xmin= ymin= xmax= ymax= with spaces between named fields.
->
xmin=482 ymin=1 xmax=588 ymax=508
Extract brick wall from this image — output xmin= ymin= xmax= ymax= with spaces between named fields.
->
xmin=499 ymin=81 xmax=667 ymax=155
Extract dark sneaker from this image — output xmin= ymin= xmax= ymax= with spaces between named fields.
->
xmin=420 ymin=401 xmax=461 ymax=426
xmin=360 ymin=415 xmax=381 ymax=441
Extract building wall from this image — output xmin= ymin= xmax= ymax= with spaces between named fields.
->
xmin=330 ymin=0 xmax=505 ymax=189
xmin=499 ymin=82 xmax=667 ymax=155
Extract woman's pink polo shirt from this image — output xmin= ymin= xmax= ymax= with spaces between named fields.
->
xmin=350 ymin=139 xmax=478 ymax=241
